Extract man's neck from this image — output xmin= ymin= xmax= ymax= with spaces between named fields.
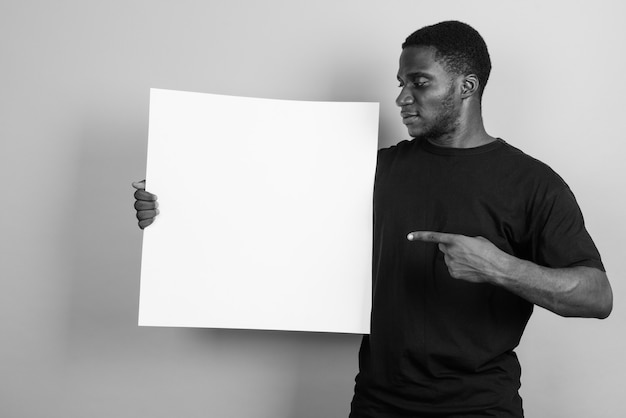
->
xmin=426 ymin=132 xmax=496 ymax=149
xmin=426 ymin=113 xmax=495 ymax=149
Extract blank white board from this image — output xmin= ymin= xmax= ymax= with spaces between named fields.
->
xmin=139 ymin=88 xmax=378 ymax=333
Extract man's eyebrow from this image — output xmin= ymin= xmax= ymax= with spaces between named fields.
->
xmin=397 ymin=71 xmax=433 ymax=81
xmin=407 ymin=71 xmax=432 ymax=79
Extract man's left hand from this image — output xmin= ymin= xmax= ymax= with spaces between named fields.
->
xmin=407 ymin=231 xmax=512 ymax=284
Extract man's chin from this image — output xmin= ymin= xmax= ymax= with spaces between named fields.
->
xmin=407 ymin=126 xmax=428 ymax=140
xmin=407 ymin=124 xmax=457 ymax=143
xmin=406 ymin=122 xmax=439 ymax=139
xmin=405 ymin=124 xmax=421 ymax=137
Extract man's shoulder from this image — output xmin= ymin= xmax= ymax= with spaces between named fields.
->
xmin=498 ymin=140 xmax=555 ymax=170
xmin=375 ymin=139 xmax=414 ymax=167
xmin=497 ymin=139 xmax=569 ymax=190
xmin=378 ymin=138 xmax=413 ymax=154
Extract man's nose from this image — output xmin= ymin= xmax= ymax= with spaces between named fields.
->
xmin=396 ymin=85 xmax=414 ymax=107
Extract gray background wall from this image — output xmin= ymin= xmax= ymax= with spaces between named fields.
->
xmin=2 ymin=1 xmax=625 ymax=417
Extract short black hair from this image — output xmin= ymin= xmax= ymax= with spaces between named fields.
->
xmin=402 ymin=21 xmax=492 ymax=96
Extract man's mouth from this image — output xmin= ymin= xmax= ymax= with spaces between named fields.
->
xmin=401 ymin=112 xmax=419 ymax=124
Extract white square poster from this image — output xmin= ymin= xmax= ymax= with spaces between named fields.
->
xmin=139 ymin=88 xmax=378 ymax=333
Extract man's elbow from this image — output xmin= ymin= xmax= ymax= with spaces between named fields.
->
xmin=593 ymin=287 xmax=613 ymax=319
xmin=590 ymin=272 xmax=613 ymax=319
xmin=559 ymin=295 xmax=611 ymax=319
xmin=561 ymin=268 xmax=613 ymax=319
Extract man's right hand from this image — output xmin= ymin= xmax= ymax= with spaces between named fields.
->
xmin=132 ymin=180 xmax=159 ymax=229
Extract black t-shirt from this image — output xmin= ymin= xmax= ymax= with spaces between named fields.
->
xmin=350 ymin=138 xmax=604 ymax=417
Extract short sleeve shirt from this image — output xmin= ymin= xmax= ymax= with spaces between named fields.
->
xmin=351 ymin=138 xmax=604 ymax=417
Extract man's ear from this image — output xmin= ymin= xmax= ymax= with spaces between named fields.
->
xmin=460 ymin=74 xmax=480 ymax=99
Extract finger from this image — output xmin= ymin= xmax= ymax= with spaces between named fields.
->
xmin=134 ymin=189 xmax=158 ymax=201
xmin=443 ymin=254 xmax=461 ymax=279
xmin=134 ymin=200 xmax=159 ymax=211
xmin=138 ymin=218 xmax=154 ymax=229
xmin=136 ymin=209 xmax=160 ymax=221
xmin=407 ymin=231 xmax=457 ymax=244
xmin=132 ymin=180 xmax=146 ymax=190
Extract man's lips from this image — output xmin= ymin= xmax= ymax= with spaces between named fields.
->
xmin=401 ymin=111 xmax=419 ymax=124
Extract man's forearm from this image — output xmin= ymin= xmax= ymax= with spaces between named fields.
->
xmin=492 ymin=258 xmax=613 ymax=319
xmin=408 ymin=231 xmax=613 ymax=318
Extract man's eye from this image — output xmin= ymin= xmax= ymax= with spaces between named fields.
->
xmin=397 ymin=80 xmax=428 ymax=88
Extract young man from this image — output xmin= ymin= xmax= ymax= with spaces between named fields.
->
xmin=348 ymin=21 xmax=611 ymax=417
xmin=134 ymin=21 xmax=612 ymax=417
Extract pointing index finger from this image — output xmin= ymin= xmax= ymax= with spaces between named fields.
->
xmin=407 ymin=231 xmax=457 ymax=244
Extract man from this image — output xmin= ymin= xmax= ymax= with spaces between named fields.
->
xmin=134 ymin=21 xmax=612 ymax=417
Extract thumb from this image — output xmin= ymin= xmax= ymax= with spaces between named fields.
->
xmin=132 ymin=179 xmax=146 ymax=190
